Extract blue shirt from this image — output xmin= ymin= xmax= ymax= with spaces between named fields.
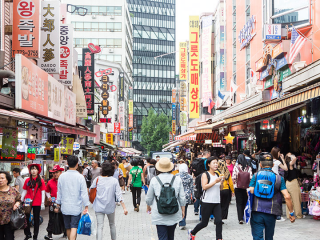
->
xmin=56 ymin=170 xmax=90 ymax=216
xmin=249 ymin=168 xmax=286 ymax=191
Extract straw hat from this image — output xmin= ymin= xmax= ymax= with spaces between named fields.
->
xmin=155 ymin=157 xmax=174 ymax=173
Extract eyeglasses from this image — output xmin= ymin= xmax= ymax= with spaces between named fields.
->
xmin=67 ymin=4 xmax=88 ymax=16
xmin=95 ymin=68 xmax=112 ymax=78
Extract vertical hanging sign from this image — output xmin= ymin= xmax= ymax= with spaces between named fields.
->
xmin=202 ymin=15 xmax=212 ymax=107
xmin=59 ymin=24 xmax=73 ymax=85
xmin=179 ymin=42 xmax=187 ymax=80
xmin=189 ymin=16 xmax=200 ymax=119
xmin=38 ymin=1 xmax=60 ymax=73
xmin=100 ymin=75 xmax=112 ymax=116
xmin=118 ymin=72 xmax=124 ymax=101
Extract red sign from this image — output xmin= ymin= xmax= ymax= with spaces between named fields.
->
xmin=114 ymin=122 xmax=120 ymax=133
xmin=100 ymin=118 xmax=111 ymax=123
xmin=88 ymin=43 xmax=101 ymax=54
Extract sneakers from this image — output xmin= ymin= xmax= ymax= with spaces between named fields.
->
xmin=239 ymin=220 xmax=244 ymax=224
xmin=122 ymin=191 xmax=125 ymax=194
xmin=179 ymin=226 xmax=186 ymax=230
xmin=24 ymin=235 xmax=32 ymax=240
xmin=276 ymin=217 xmax=286 ymax=222
xmin=116 ymin=202 xmax=121 ymax=206
xmin=134 ymin=208 xmax=138 ymax=212
xmin=194 ymin=212 xmax=199 ymax=215
xmin=136 ymin=204 xmax=140 ymax=212
xmin=188 ymin=229 xmax=195 ymax=240
xmin=44 ymin=235 xmax=53 ymax=240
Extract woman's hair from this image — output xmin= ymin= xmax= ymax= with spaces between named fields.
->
xmin=237 ymin=154 xmax=248 ymax=171
xmin=206 ymin=156 xmax=218 ymax=170
xmin=150 ymin=159 xmax=157 ymax=165
xmin=111 ymin=161 xmax=119 ymax=167
xmin=131 ymin=159 xmax=139 ymax=166
xmin=0 ymin=171 xmax=12 ymax=185
xmin=29 ymin=165 xmax=42 ymax=187
xmin=101 ymin=162 xmax=115 ymax=176
xmin=271 ymin=147 xmax=280 ymax=160
xmin=285 ymin=154 xmax=291 ymax=164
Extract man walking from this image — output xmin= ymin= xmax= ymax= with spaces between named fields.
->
xmin=12 ymin=168 xmax=25 ymax=194
xmin=90 ymin=160 xmax=101 ymax=184
xmin=44 ymin=165 xmax=65 ymax=240
xmin=249 ymin=154 xmax=295 ymax=240
xmin=82 ymin=162 xmax=91 ymax=191
xmin=56 ymin=156 xmax=90 ymax=240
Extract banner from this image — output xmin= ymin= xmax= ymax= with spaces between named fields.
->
xmin=12 ymin=0 xmax=40 ymax=58
xmin=1 ymin=129 xmax=18 ymax=158
xmin=179 ymin=42 xmax=187 ymax=80
xmin=180 ymin=80 xmax=188 ymax=112
xmin=172 ymin=104 xmax=176 ymax=120
xmin=38 ymin=1 xmax=60 ymax=73
xmin=180 ymin=112 xmax=187 ymax=127
xmin=172 ymin=120 xmax=176 ymax=135
xmin=114 ymin=122 xmax=120 ymax=133
xmin=60 ymin=137 xmax=74 ymax=155
xmin=128 ymin=100 xmax=133 ymax=114
xmin=101 ymin=75 xmax=111 ymax=116
xmin=80 ymin=48 xmax=95 ymax=115
xmin=28 ymin=123 xmax=42 ymax=147
xmin=172 ymin=88 xmax=177 ymax=103
xmin=119 ymin=101 xmax=125 ymax=130
xmin=48 ymin=75 xmax=64 ymax=122
xmin=189 ymin=16 xmax=200 ymax=119
xmin=54 ymin=148 xmax=59 ymax=162
xmin=201 ymin=15 xmax=212 ymax=107
xmin=73 ymin=74 xmax=87 ymax=118
xmin=106 ymin=133 xmax=113 ymax=145
xmin=64 ymin=87 xmax=76 ymax=125
xmin=119 ymin=72 xmax=124 ymax=101
xmin=59 ymin=24 xmax=73 ymax=85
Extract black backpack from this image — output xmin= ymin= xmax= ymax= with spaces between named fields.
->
xmin=86 ymin=167 xmax=92 ymax=181
xmin=194 ymin=171 xmax=219 ymax=199
xmin=155 ymin=176 xmax=179 ymax=215
xmin=191 ymin=158 xmax=206 ymax=177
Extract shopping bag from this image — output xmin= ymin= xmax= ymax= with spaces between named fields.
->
xmin=52 ymin=212 xmax=65 ymax=235
xmin=244 ymin=191 xmax=254 ymax=224
xmin=10 ymin=207 xmax=26 ymax=230
xmin=142 ymin=185 xmax=148 ymax=195
xmin=77 ymin=213 xmax=92 ymax=236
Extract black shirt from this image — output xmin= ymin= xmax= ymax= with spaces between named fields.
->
xmin=286 ymin=162 xmax=298 ymax=182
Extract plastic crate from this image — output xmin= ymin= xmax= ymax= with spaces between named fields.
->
xmin=301 ymin=192 xmax=309 ymax=202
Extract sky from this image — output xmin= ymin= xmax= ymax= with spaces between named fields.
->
xmin=175 ymin=0 xmax=218 ymax=72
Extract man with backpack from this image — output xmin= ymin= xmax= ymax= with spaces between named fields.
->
xmin=82 ymin=162 xmax=92 ymax=192
xmin=146 ymin=157 xmax=186 ymax=240
xmin=249 ymin=154 xmax=295 ymax=240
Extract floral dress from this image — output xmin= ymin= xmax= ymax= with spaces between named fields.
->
xmin=0 ymin=186 xmax=21 ymax=225
xmin=176 ymin=172 xmax=194 ymax=204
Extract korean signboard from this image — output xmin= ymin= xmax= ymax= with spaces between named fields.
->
xmin=106 ymin=133 xmax=113 ymax=145
xmin=1 ymin=129 xmax=18 ymax=158
xmin=202 ymin=15 xmax=212 ymax=107
xmin=59 ymin=24 xmax=73 ymax=85
xmin=180 ymin=81 xmax=187 ymax=112
xmin=60 ymin=137 xmax=74 ymax=155
xmin=119 ymin=72 xmax=124 ymax=101
xmin=189 ymin=16 xmax=200 ymax=119
xmin=129 ymin=114 xmax=133 ymax=128
xmin=64 ymin=87 xmax=76 ymax=125
xmin=239 ymin=15 xmax=256 ymax=50
xmin=80 ymin=48 xmax=95 ymax=115
xmin=38 ymin=1 xmax=60 ymax=73
xmin=179 ymin=42 xmax=187 ymax=80
xmin=172 ymin=88 xmax=177 ymax=103
xmin=172 ymin=104 xmax=176 ymax=120
xmin=73 ymin=74 xmax=87 ymax=118
xmin=114 ymin=122 xmax=120 ymax=134
xmin=180 ymin=112 xmax=187 ymax=126
xmin=28 ymin=123 xmax=42 ymax=147
xmin=172 ymin=120 xmax=176 ymax=135
xmin=101 ymin=75 xmax=112 ymax=116
xmin=128 ymin=100 xmax=133 ymax=114
xmin=48 ymin=75 xmax=64 ymax=122
xmin=265 ymin=24 xmax=281 ymax=40
xmin=119 ymin=101 xmax=125 ymax=130
xmin=12 ymin=0 xmax=40 ymax=58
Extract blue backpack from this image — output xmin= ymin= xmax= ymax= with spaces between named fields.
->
xmin=254 ymin=169 xmax=276 ymax=199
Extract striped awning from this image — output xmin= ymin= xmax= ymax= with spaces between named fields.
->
xmin=225 ymin=82 xmax=320 ymax=124
xmin=175 ymin=134 xmax=196 ymax=141
xmin=194 ymin=120 xmax=225 ymax=134
xmin=0 ymin=109 xmax=38 ymax=123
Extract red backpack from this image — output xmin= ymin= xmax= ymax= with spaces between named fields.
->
xmin=237 ymin=166 xmax=250 ymax=189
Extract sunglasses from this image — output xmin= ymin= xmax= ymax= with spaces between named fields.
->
xmin=95 ymin=68 xmax=112 ymax=78
xmin=67 ymin=4 xmax=88 ymax=16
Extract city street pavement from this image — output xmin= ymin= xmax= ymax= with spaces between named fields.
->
xmin=16 ymin=190 xmax=319 ymax=240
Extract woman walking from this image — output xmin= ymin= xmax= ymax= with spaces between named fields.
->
xmin=270 ymin=147 xmax=288 ymax=175
xmin=0 ymin=171 xmax=21 ymax=240
xmin=91 ymin=162 xmax=128 ymax=240
xmin=225 ymin=156 xmax=234 ymax=177
xmin=146 ymin=157 xmax=186 ymax=240
xmin=22 ymin=164 xmax=46 ymax=240
xmin=232 ymin=154 xmax=252 ymax=224
xmin=188 ymin=157 xmax=224 ymax=240
xmin=128 ymin=159 xmax=145 ymax=212
xmin=176 ymin=163 xmax=194 ymax=230
xmin=145 ymin=159 xmax=157 ymax=188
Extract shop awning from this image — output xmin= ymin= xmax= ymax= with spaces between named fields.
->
xmin=225 ymin=82 xmax=320 ymax=124
xmin=55 ymin=123 xmax=96 ymax=137
xmin=100 ymin=141 xmax=116 ymax=149
xmin=196 ymin=131 xmax=220 ymax=143
xmin=0 ymin=109 xmax=38 ymax=123
xmin=163 ymin=141 xmax=178 ymax=148
xmin=194 ymin=120 xmax=225 ymax=134
xmin=126 ymin=148 xmax=142 ymax=154
xmin=163 ymin=140 xmax=187 ymax=151
xmin=175 ymin=130 xmax=195 ymax=141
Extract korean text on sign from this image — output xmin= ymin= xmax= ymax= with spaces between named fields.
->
xmin=179 ymin=42 xmax=187 ymax=80
xmin=59 ymin=24 xmax=74 ymax=85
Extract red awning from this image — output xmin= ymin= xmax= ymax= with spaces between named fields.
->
xmin=0 ymin=109 xmax=38 ymax=123
xmin=55 ymin=123 xmax=96 ymax=137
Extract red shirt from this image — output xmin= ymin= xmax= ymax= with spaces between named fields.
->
xmin=227 ymin=164 xmax=234 ymax=177
xmin=23 ymin=177 xmax=46 ymax=206
xmin=46 ymin=178 xmax=58 ymax=198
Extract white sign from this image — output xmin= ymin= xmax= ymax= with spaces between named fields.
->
xmin=119 ymin=101 xmax=125 ymax=130
xmin=73 ymin=142 xmax=80 ymax=150
xmin=265 ymin=24 xmax=281 ymax=40
xmin=28 ymin=123 xmax=42 ymax=147
xmin=38 ymin=1 xmax=60 ymax=73
xmin=48 ymin=75 xmax=64 ymax=122
xmin=205 ymin=139 xmax=212 ymax=144
xmin=59 ymin=24 xmax=73 ymax=85
xmin=17 ymin=139 xmax=27 ymax=152
xmin=64 ymin=87 xmax=76 ymax=125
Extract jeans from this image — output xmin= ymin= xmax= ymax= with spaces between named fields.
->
xmin=156 ymin=223 xmax=177 ymax=240
xmin=96 ymin=212 xmax=116 ymax=240
xmin=235 ymin=188 xmax=248 ymax=221
xmin=179 ymin=204 xmax=188 ymax=226
xmin=131 ymin=187 xmax=141 ymax=208
xmin=191 ymin=202 xmax=222 ymax=240
xmin=25 ymin=206 xmax=41 ymax=238
xmin=251 ymin=211 xmax=276 ymax=240
xmin=0 ymin=223 xmax=14 ymax=240
xmin=194 ymin=199 xmax=200 ymax=213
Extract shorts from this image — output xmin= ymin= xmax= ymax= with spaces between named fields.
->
xmin=63 ymin=214 xmax=81 ymax=229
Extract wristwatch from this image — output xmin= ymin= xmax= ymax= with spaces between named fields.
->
xmin=290 ymin=211 xmax=295 ymax=217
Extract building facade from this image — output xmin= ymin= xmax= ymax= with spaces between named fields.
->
xmin=126 ymin=0 xmax=176 ymax=145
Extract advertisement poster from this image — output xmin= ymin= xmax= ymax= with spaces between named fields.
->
xmin=64 ymin=87 xmax=76 ymax=125
xmin=119 ymin=101 xmax=125 ymax=130
xmin=118 ymin=72 xmax=124 ymax=101
xmin=114 ymin=122 xmax=120 ymax=134
xmin=38 ymin=1 xmax=60 ymax=73
xmin=73 ymin=74 xmax=87 ymax=118
xmin=48 ymin=75 xmax=64 ymax=122
xmin=128 ymin=100 xmax=133 ymax=114
xmin=179 ymin=42 xmax=187 ymax=80
xmin=54 ymin=148 xmax=59 ymax=162
xmin=60 ymin=137 xmax=74 ymax=155
xmin=1 ymin=129 xmax=18 ymax=158
xmin=12 ymin=0 xmax=40 ymax=58
xmin=106 ymin=133 xmax=113 ymax=145
xmin=28 ymin=123 xmax=42 ymax=147
xmin=59 ymin=24 xmax=73 ymax=85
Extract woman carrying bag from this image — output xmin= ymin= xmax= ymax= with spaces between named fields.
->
xmin=127 ymin=160 xmax=145 ymax=212
xmin=21 ymin=164 xmax=46 ymax=240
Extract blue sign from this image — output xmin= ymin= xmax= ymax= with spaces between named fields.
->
xmin=239 ymin=15 xmax=256 ymax=50
xmin=265 ymin=24 xmax=281 ymax=40
xmin=260 ymin=69 xmax=269 ymax=80
xmin=220 ymin=72 xmax=225 ymax=91
xmin=275 ymin=57 xmax=288 ymax=70
xmin=172 ymin=104 xmax=176 ymax=120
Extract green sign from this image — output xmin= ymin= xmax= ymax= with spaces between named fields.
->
xmin=264 ymin=77 xmax=273 ymax=89
xmin=1 ymin=128 xmax=18 ymax=158
xmin=280 ymin=67 xmax=292 ymax=81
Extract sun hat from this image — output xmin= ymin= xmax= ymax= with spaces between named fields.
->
xmin=155 ymin=157 xmax=174 ymax=173
xmin=49 ymin=165 xmax=64 ymax=172
xmin=28 ymin=163 xmax=42 ymax=174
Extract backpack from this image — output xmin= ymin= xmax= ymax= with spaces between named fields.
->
xmin=237 ymin=166 xmax=250 ymax=189
xmin=191 ymin=158 xmax=206 ymax=177
xmin=194 ymin=171 xmax=210 ymax=199
xmin=146 ymin=165 xmax=156 ymax=185
xmin=155 ymin=176 xmax=179 ymax=215
xmin=86 ymin=167 xmax=92 ymax=181
xmin=254 ymin=169 xmax=276 ymax=199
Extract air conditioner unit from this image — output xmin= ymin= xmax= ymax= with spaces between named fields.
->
xmin=110 ymin=15 xmax=115 ymax=19
xmin=108 ymin=48 xmax=114 ymax=53
xmin=92 ymin=15 xmax=96 ymax=19
xmin=102 ymin=12 xmax=107 ymax=16
xmin=110 ymin=29 xmax=114 ymax=32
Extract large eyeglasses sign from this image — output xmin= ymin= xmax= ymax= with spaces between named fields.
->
xmin=67 ymin=4 xmax=88 ymax=16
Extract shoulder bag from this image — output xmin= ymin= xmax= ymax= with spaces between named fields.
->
xmin=130 ymin=168 xmax=139 ymax=190
xmin=89 ymin=177 xmax=99 ymax=204
xmin=24 ymin=185 xmax=39 ymax=214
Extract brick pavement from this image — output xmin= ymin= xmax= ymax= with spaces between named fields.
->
xmin=15 ymin=190 xmax=319 ymax=240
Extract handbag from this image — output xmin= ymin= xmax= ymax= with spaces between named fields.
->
xmin=130 ymin=168 xmax=139 ymax=190
xmin=89 ymin=177 xmax=99 ymax=204
xmin=10 ymin=206 xmax=26 ymax=230
xmin=24 ymin=186 xmax=39 ymax=214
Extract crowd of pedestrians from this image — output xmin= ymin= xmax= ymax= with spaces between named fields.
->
xmin=0 ymin=146 xmax=302 ymax=240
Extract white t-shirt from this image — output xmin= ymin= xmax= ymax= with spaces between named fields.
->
xmin=272 ymin=160 xmax=281 ymax=175
xmin=201 ymin=172 xmax=220 ymax=204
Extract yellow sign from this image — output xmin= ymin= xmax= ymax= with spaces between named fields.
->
xmin=11 ymin=163 xmax=20 ymax=166
xmin=54 ymin=148 xmax=60 ymax=162
xmin=224 ymin=133 xmax=235 ymax=145
xmin=106 ymin=133 xmax=113 ymax=145
xmin=60 ymin=137 xmax=74 ymax=155
xmin=189 ymin=16 xmax=200 ymax=119
xmin=128 ymin=100 xmax=133 ymax=114
xmin=172 ymin=88 xmax=177 ymax=103
xmin=172 ymin=120 xmax=176 ymax=135
xmin=179 ymin=42 xmax=187 ymax=80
